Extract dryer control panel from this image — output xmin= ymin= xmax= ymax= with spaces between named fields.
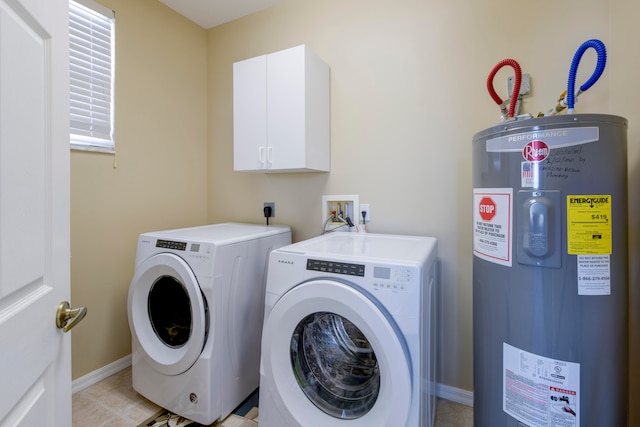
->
xmin=150 ymin=238 xmax=213 ymax=268
xmin=156 ymin=239 xmax=187 ymax=251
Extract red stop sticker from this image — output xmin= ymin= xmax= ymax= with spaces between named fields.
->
xmin=479 ymin=197 xmax=496 ymax=221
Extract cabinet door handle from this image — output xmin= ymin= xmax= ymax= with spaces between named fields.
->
xmin=259 ymin=147 xmax=265 ymax=165
xmin=267 ymin=146 xmax=273 ymax=165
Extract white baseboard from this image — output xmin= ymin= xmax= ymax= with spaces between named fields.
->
xmin=72 ymin=354 xmax=132 ymax=394
xmin=436 ymin=383 xmax=474 ymax=407
xmin=72 ymin=354 xmax=475 ymax=409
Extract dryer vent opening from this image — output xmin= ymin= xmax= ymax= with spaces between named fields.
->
xmin=148 ymin=275 xmax=192 ymax=348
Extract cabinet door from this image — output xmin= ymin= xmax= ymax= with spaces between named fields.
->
xmin=267 ymin=46 xmax=307 ymax=170
xmin=233 ymin=55 xmax=267 ymax=171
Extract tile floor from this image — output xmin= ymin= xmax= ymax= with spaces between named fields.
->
xmin=72 ymin=367 xmax=474 ymax=426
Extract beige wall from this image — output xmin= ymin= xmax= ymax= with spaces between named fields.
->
xmin=613 ymin=1 xmax=640 ymax=423
xmin=70 ymin=0 xmax=207 ymax=378
xmin=71 ymin=0 xmax=638 ymax=420
xmin=206 ymin=0 xmax=638 ymax=416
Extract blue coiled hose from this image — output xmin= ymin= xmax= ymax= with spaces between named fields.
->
xmin=566 ymin=39 xmax=607 ymax=111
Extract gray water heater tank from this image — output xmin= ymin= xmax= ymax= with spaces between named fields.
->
xmin=472 ymin=114 xmax=628 ymax=427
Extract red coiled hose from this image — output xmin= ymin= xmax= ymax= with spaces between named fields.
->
xmin=486 ymin=58 xmax=522 ymax=118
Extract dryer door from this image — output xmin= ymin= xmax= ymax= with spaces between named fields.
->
xmin=261 ymin=279 xmax=412 ymax=426
xmin=128 ymin=253 xmax=208 ymax=375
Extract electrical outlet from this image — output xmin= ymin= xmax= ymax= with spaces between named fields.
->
xmin=264 ymin=202 xmax=275 ymax=217
xmin=360 ymin=203 xmax=370 ymax=223
xmin=321 ymin=195 xmax=359 ymax=229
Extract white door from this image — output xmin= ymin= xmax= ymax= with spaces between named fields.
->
xmin=0 ymin=0 xmax=76 ymax=425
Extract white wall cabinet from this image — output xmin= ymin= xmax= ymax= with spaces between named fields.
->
xmin=233 ymin=45 xmax=330 ymax=172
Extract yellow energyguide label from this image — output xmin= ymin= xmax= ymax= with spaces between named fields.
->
xmin=567 ymin=195 xmax=612 ymax=254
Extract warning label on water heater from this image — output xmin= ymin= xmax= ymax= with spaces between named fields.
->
xmin=566 ymin=195 xmax=612 ymax=254
xmin=473 ymin=188 xmax=512 ymax=267
xmin=503 ymin=343 xmax=580 ymax=427
xmin=577 ymin=254 xmax=611 ymax=295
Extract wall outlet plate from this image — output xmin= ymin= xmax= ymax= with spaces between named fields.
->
xmin=360 ymin=203 xmax=370 ymax=222
xmin=264 ymin=202 xmax=275 ymax=217
xmin=322 ymin=195 xmax=359 ymax=229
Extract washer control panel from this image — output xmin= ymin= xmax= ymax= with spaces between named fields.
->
xmin=372 ymin=266 xmax=414 ymax=291
xmin=306 ymin=259 xmax=365 ymax=277
xmin=305 ymin=258 xmax=416 ymax=293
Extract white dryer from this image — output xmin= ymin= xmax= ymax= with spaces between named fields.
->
xmin=127 ymin=223 xmax=291 ymax=425
xmin=259 ymin=232 xmax=438 ymax=427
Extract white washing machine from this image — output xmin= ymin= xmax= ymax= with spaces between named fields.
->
xmin=259 ymin=232 xmax=438 ymax=427
xmin=127 ymin=223 xmax=291 ymax=425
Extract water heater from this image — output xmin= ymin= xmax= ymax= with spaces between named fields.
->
xmin=472 ymin=114 xmax=628 ymax=427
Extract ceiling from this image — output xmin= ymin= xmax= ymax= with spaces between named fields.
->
xmin=158 ymin=0 xmax=286 ymax=29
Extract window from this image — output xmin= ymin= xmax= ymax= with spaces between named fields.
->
xmin=69 ymin=0 xmax=115 ymax=152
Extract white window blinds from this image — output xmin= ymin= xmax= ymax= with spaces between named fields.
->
xmin=69 ymin=0 xmax=115 ymax=152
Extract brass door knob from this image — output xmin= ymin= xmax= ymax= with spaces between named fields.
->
xmin=56 ymin=301 xmax=87 ymax=332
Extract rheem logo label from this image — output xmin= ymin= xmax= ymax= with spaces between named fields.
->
xmin=522 ymin=140 xmax=549 ymax=162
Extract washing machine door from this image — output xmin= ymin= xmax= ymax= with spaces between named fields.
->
xmin=261 ymin=279 xmax=412 ymax=426
xmin=128 ymin=253 xmax=208 ymax=376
